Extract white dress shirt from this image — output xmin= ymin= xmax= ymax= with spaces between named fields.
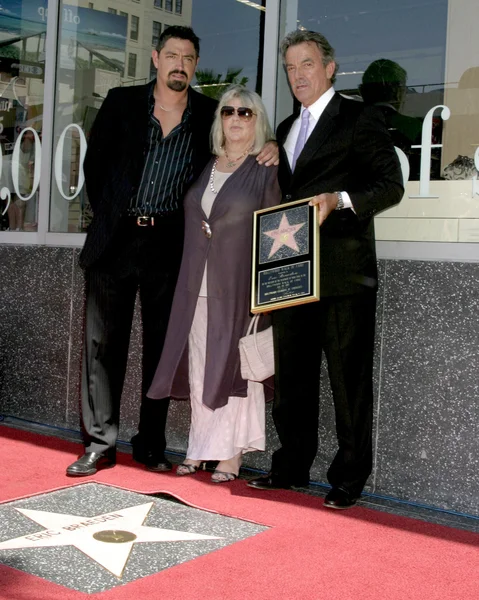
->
xmin=283 ymin=87 xmax=353 ymax=210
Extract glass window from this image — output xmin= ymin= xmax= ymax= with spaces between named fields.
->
xmin=154 ymin=0 xmax=163 ymax=8
xmin=152 ymin=22 xmax=162 ymax=48
xmin=165 ymin=0 xmax=173 ymax=12
xmin=50 ymin=3 xmax=128 ymax=233
xmin=120 ymin=12 xmax=128 ymax=20
xmin=108 ymin=8 xmax=117 ymax=15
xmin=88 ymin=3 xmax=94 ymax=8
xmin=175 ymin=0 xmax=183 ymax=14
xmin=278 ymin=0 xmax=479 ymax=244
xmin=0 ymin=0 xmax=47 ymax=233
xmin=49 ymin=0 xmax=265 ymax=233
xmin=192 ymin=0 xmax=265 ymax=99
xmin=128 ymin=53 xmax=137 ymax=78
xmin=130 ymin=16 xmax=139 ymax=41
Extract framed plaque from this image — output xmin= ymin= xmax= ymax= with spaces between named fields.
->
xmin=250 ymin=197 xmax=319 ymax=313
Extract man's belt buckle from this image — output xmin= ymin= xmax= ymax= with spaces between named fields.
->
xmin=137 ymin=216 xmax=154 ymax=227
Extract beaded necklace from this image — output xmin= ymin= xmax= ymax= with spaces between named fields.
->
xmin=209 ymin=158 xmax=220 ymax=194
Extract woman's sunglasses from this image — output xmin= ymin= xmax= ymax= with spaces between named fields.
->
xmin=220 ymin=106 xmax=256 ymax=121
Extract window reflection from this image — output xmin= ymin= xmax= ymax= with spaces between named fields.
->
xmin=50 ymin=0 xmax=264 ymax=233
xmin=192 ymin=0 xmax=264 ymax=97
xmin=0 ymin=0 xmax=45 ymax=232
xmin=127 ymin=52 xmax=137 ymax=77
xmin=152 ymin=21 xmax=161 ymax=47
xmin=279 ymin=0 xmax=479 ymax=243
xmin=130 ymin=15 xmax=139 ymax=41
xmin=359 ymin=59 xmax=423 ymax=181
xmin=280 ymin=0 xmax=449 ymax=182
xmin=51 ymin=2 xmax=128 ymax=232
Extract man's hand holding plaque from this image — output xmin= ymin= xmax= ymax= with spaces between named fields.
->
xmin=308 ymin=192 xmax=339 ymax=225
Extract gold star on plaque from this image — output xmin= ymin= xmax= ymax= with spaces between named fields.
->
xmin=264 ymin=212 xmax=305 ymax=258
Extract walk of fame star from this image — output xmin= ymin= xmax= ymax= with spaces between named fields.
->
xmin=0 ymin=502 xmax=221 ymax=578
xmin=264 ymin=212 xmax=306 ymax=258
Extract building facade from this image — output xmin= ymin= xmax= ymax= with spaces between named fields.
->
xmin=0 ymin=0 xmax=477 ymax=516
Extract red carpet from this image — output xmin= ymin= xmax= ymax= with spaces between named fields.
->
xmin=0 ymin=425 xmax=478 ymax=600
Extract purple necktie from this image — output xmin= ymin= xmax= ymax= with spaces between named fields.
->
xmin=291 ymin=108 xmax=310 ymax=171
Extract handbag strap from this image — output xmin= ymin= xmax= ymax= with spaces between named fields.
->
xmin=245 ymin=314 xmax=260 ymax=337
xmin=245 ymin=314 xmax=264 ymax=362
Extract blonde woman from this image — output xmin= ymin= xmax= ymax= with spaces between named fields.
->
xmin=148 ymin=85 xmax=280 ymax=482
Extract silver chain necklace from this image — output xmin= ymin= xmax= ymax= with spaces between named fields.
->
xmin=224 ymin=146 xmax=251 ymax=168
xmin=159 ymin=104 xmax=174 ymax=112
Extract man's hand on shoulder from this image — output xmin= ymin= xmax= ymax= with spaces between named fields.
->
xmin=309 ymin=193 xmax=338 ymax=226
xmin=256 ymin=141 xmax=279 ymax=166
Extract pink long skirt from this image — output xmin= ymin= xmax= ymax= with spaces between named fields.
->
xmin=185 ymin=297 xmax=265 ymax=461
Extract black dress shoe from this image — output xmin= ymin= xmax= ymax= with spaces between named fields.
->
xmin=247 ymin=473 xmax=308 ymax=491
xmin=66 ymin=452 xmax=115 ymax=477
xmin=324 ymin=487 xmax=358 ymax=510
xmin=130 ymin=435 xmax=172 ymax=472
xmin=144 ymin=457 xmax=173 ymax=473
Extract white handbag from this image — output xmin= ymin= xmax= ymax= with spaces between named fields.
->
xmin=238 ymin=314 xmax=274 ymax=382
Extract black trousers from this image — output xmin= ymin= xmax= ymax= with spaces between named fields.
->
xmin=81 ymin=214 xmax=183 ymax=456
xmin=271 ymin=291 xmax=377 ymax=496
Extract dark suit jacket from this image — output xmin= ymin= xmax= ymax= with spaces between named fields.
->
xmin=277 ymin=92 xmax=404 ymax=297
xmin=79 ymin=82 xmax=218 ymax=269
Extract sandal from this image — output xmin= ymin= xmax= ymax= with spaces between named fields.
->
xmin=176 ymin=462 xmax=201 ymax=476
xmin=211 ymin=470 xmax=237 ymax=483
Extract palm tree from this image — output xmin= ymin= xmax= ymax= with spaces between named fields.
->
xmin=194 ymin=67 xmax=248 ymax=99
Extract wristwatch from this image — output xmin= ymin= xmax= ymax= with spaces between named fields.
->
xmin=334 ymin=191 xmax=344 ymax=210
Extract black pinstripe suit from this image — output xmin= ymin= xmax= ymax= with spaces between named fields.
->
xmin=79 ymin=83 xmax=217 ymax=458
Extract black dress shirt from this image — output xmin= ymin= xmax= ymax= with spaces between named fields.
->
xmin=128 ymin=83 xmax=194 ymax=215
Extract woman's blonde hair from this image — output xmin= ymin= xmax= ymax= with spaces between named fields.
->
xmin=211 ymin=84 xmax=274 ymax=156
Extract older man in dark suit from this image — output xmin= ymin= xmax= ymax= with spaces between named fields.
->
xmin=248 ymin=30 xmax=404 ymax=508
